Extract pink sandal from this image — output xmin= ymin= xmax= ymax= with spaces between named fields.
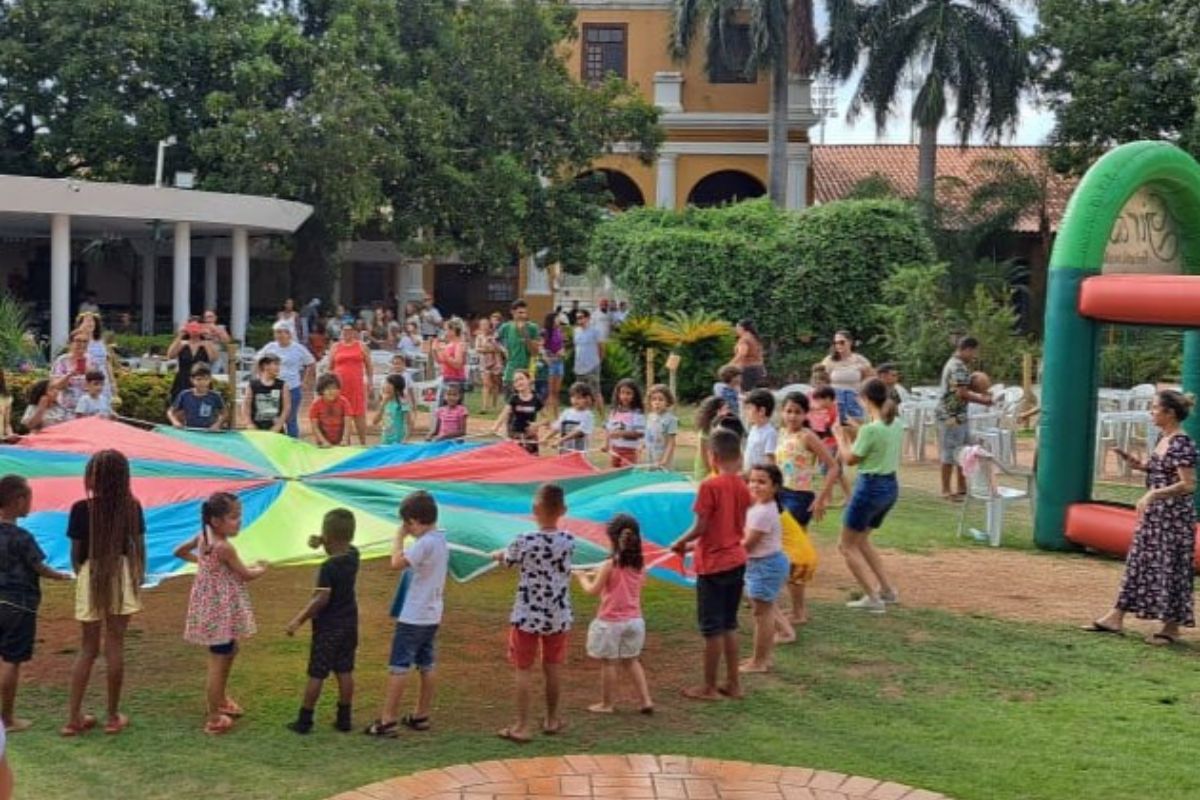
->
xmin=218 ymin=699 xmax=244 ymax=718
xmin=60 ymin=713 xmax=98 ymax=737
xmin=104 ymin=713 xmax=130 ymax=735
xmin=204 ymin=714 xmax=235 ymax=736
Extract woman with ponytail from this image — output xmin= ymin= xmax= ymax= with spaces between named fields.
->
xmin=576 ymin=514 xmax=653 ymax=715
xmin=63 ymin=450 xmax=146 ymax=736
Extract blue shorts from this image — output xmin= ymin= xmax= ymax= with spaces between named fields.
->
xmin=779 ymin=488 xmax=815 ymax=526
xmin=389 ymin=622 xmax=439 ymax=674
xmin=745 ymin=552 xmax=789 ymax=602
xmin=209 ymin=640 xmax=237 ymax=656
xmin=544 ymin=359 xmax=565 ymax=378
xmin=835 ymin=389 xmax=864 ymax=422
xmin=844 ymin=473 xmax=899 ymax=533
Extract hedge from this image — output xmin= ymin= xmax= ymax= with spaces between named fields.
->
xmin=589 ymin=198 xmax=936 ymax=379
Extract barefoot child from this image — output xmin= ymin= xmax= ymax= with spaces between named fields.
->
xmin=492 ymin=370 xmax=544 ymax=454
xmin=644 ymin=384 xmax=679 ymax=469
xmin=575 ymin=514 xmax=653 ymax=715
xmin=743 ymin=389 xmax=778 ymax=472
xmin=741 ymin=465 xmax=792 ymax=672
xmin=494 ymin=484 xmax=574 ymax=742
xmin=0 ymin=476 xmax=71 ymax=732
xmin=670 ymin=429 xmax=750 ymax=700
xmin=374 ymin=373 xmax=414 ymax=445
xmin=606 ymin=379 xmax=645 ymax=468
xmin=811 ymin=385 xmax=852 ymax=503
xmin=310 ymin=374 xmax=352 ymax=447
xmin=175 ymin=493 xmax=267 ymax=735
xmin=243 ymin=354 xmax=289 ymax=432
xmin=285 ymin=509 xmax=360 ymax=734
xmin=427 ymin=383 xmax=469 ymax=441
xmin=364 ymin=491 xmax=449 ymax=737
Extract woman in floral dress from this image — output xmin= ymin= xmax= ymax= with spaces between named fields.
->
xmin=1085 ymin=390 xmax=1197 ymax=645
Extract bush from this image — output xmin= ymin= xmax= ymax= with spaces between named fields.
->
xmin=1099 ymin=327 xmax=1181 ymax=388
xmin=958 ymin=285 xmax=1029 ymax=384
xmin=873 ymin=263 xmax=958 ymax=383
xmin=111 ymin=334 xmax=176 ymax=358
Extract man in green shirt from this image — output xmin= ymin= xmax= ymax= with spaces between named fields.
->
xmin=496 ymin=299 xmax=540 ymax=392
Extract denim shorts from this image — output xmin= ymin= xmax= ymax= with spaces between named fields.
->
xmin=779 ymin=488 xmax=815 ymax=526
xmin=389 ymin=622 xmax=439 ymax=674
xmin=835 ymin=388 xmax=865 ymax=422
xmin=544 ymin=358 xmax=565 ymax=378
xmin=844 ymin=473 xmax=899 ymax=533
xmin=745 ymin=552 xmax=789 ymax=602
xmin=938 ymin=419 xmax=969 ymax=465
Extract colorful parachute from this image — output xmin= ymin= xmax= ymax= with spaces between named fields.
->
xmin=0 ymin=418 xmax=697 ymax=584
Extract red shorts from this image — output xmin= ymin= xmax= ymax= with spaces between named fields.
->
xmin=508 ymin=626 xmax=569 ymax=669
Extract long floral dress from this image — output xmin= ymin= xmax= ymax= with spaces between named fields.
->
xmin=1116 ymin=433 xmax=1198 ymax=626
xmin=183 ymin=533 xmax=257 ymax=646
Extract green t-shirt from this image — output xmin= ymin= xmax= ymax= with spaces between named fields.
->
xmin=851 ymin=419 xmax=904 ymax=475
xmin=497 ymin=321 xmax=540 ymax=383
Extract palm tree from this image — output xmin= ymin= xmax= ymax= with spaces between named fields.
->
xmin=670 ymin=0 xmax=825 ymax=206
xmin=831 ymin=0 xmax=1028 ymax=211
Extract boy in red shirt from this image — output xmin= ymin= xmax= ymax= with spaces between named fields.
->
xmin=671 ymin=429 xmax=751 ymax=701
xmin=310 ymin=374 xmax=352 ymax=447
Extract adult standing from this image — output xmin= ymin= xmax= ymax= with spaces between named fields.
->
xmin=277 ymin=299 xmax=300 ymax=340
xmin=821 ymin=331 xmax=874 ymax=422
xmin=1086 ymin=390 xmax=1198 ymax=645
xmin=77 ymin=292 xmax=100 ymax=317
xmin=933 ymin=336 xmax=992 ymax=499
xmin=300 ymin=299 xmax=322 ymax=343
xmin=257 ymin=322 xmax=315 ymax=437
xmin=729 ymin=319 xmax=767 ymax=390
xmin=541 ymin=312 xmax=566 ymax=420
xmin=166 ymin=322 xmax=219 ymax=406
xmin=51 ymin=334 xmax=109 ymax=414
xmin=593 ymin=298 xmax=612 ymax=344
xmin=496 ymin=300 xmax=540 ymax=394
xmin=433 ymin=318 xmax=468 ymax=394
xmin=419 ymin=294 xmax=444 ymax=340
xmin=571 ymin=309 xmax=604 ymax=414
xmin=201 ymin=310 xmax=232 ymax=345
xmin=328 ymin=324 xmax=373 ymax=446
xmin=566 ymin=300 xmax=581 ymax=326
xmin=474 ymin=317 xmax=503 ymax=413
xmin=73 ymin=313 xmax=119 ymax=406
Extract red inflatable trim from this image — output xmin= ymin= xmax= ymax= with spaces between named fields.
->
xmin=1078 ymin=274 xmax=1200 ymax=326
xmin=1064 ymin=502 xmax=1200 ymax=569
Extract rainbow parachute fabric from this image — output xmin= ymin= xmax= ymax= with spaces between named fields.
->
xmin=1 ymin=419 xmax=697 ymax=584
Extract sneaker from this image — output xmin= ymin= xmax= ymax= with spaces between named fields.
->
xmin=846 ymin=595 xmax=886 ymax=613
xmin=879 ymin=589 xmax=900 ymax=605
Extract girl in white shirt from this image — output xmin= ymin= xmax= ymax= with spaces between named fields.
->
xmin=741 ymin=464 xmax=792 ymax=673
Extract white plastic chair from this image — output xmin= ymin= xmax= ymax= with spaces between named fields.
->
xmin=1129 ymin=383 xmax=1157 ymax=411
xmin=956 ymin=444 xmax=1032 ymax=547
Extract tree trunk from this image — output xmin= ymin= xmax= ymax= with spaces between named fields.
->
xmin=917 ymin=123 xmax=937 ymax=217
xmin=768 ymin=54 xmax=789 ymax=207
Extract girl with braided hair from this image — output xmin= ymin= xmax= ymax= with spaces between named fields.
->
xmin=63 ymin=450 xmax=145 ymax=736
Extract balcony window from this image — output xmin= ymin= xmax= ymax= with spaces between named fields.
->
xmin=583 ymin=24 xmax=627 ymax=84
xmin=709 ymin=25 xmax=756 ymax=84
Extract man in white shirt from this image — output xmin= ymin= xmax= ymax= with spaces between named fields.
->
xmin=256 ymin=321 xmax=316 ymax=437
xmin=419 ymin=294 xmax=444 ymax=340
xmin=592 ymin=298 xmax=612 ymax=343
xmin=572 ymin=309 xmax=604 ymax=414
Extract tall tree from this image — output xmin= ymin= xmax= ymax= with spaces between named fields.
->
xmin=832 ymin=0 xmax=1027 ymax=211
xmin=1035 ymin=0 xmax=1195 ymax=175
xmin=670 ymin=0 xmax=833 ymax=206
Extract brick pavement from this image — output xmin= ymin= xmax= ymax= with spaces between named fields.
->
xmin=326 ymin=755 xmax=954 ymax=800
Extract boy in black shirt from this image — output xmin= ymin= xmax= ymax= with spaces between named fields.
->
xmin=285 ymin=508 xmax=360 ymax=733
xmin=0 ymin=475 xmax=71 ymax=732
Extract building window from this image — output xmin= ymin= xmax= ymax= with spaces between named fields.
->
xmin=709 ymin=25 xmax=756 ymax=84
xmin=583 ymin=24 xmax=627 ymax=84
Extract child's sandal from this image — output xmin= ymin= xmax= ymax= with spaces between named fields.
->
xmin=401 ymin=714 xmax=431 ymax=731
xmin=218 ymin=699 xmax=245 ymax=718
xmin=363 ymin=719 xmax=399 ymax=738
xmin=203 ymin=714 xmax=234 ymax=736
xmin=60 ymin=713 xmax=98 ymax=737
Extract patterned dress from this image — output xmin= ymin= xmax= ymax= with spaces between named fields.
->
xmin=1116 ymin=433 xmax=1198 ymax=626
xmin=183 ymin=533 xmax=257 ymax=646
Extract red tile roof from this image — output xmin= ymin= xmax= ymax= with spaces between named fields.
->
xmin=812 ymin=145 xmax=1077 ymax=233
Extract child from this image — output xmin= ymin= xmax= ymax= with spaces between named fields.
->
xmin=877 ymin=362 xmax=904 ymax=407
xmin=494 ymin=484 xmax=574 ymax=743
xmin=63 ymin=449 xmax=146 ymax=736
xmin=713 ymin=365 xmax=742 ymax=417
xmin=692 ymin=397 xmax=726 ymax=480
xmin=375 ymin=373 xmax=415 ymax=445
xmin=605 ymin=378 xmax=645 ymax=468
xmin=742 ymin=389 xmax=778 ymax=472
xmin=969 ymin=370 xmax=992 ymax=396
xmin=243 ymin=354 xmax=289 ymax=433
xmin=492 ymin=370 xmax=543 ymax=455
xmin=810 ymin=385 xmax=851 ymax=502
xmin=310 ymin=373 xmax=352 ymax=447
xmin=740 ymin=465 xmax=792 ymax=673
xmin=427 ymin=383 xmax=469 ymax=441
xmin=285 ymin=509 xmax=359 ymax=734
xmin=809 ymin=364 xmax=831 ymax=392
xmin=365 ymin=491 xmax=449 ymax=736
xmin=670 ymin=429 xmax=750 ymax=701
xmin=0 ymin=475 xmax=71 ymax=732
xmin=74 ymin=371 xmax=112 ymax=419
xmin=644 ymin=384 xmax=679 ymax=469
xmin=775 ymin=393 xmax=840 ymax=625
xmin=168 ymin=363 xmax=226 ymax=431
xmin=575 ymin=514 xmax=653 ymax=715
xmin=545 ymin=382 xmax=595 ymax=454
xmin=174 ymin=493 xmax=267 ymax=735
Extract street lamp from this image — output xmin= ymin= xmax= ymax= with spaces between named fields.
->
xmin=155 ymin=135 xmax=178 ymax=188
xmin=812 ymin=75 xmax=838 ymax=145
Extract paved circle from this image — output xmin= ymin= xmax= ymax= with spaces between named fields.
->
xmin=328 ymin=754 xmax=954 ymax=800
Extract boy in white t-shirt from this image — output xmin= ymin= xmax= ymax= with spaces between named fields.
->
xmin=544 ymin=382 xmax=595 ymax=454
xmin=742 ymin=389 xmax=778 ymax=472
xmin=73 ymin=371 xmax=112 ymax=419
xmin=364 ymin=491 xmax=449 ymax=737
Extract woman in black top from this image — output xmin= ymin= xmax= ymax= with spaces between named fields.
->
xmin=167 ymin=321 xmax=219 ymax=405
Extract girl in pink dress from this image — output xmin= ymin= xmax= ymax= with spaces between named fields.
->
xmin=329 ymin=324 xmax=373 ymax=445
xmin=174 ymin=493 xmax=267 ymax=735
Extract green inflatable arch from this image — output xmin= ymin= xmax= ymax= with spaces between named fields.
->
xmin=1036 ymin=141 xmax=1200 ymax=549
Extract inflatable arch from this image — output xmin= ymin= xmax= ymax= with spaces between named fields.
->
xmin=1036 ymin=141 xmax=1200 ymax=560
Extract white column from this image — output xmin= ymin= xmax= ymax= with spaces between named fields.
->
xmin=525 ymin=255 xmax=551 ymax=296
xmin=50 ymin=214 xmax=71 ymax=352
xmin=786 ymin=146 xmax=811 ymax=211
xmin=141 ymin=250 xmax=156 ymax=334
xmin=655 ymin=153 xmax=678 ymax=209
xmin=231 ymin=227 xmax=249 ymax=342
xmin=204 ymin=252 xmax=218 ymax=311
xmin=172 ymin=221 xmax=191 ymax=328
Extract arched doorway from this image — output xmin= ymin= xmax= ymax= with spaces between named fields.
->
xmin=578 ymin=169 xmax=645 ymax=210
xmin=686 ymin=170 xmax=766 ymax=207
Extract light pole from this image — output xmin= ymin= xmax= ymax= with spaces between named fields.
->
xmin=155 ymin=136 xmax=177 ymax=188
xmin=812 ymin=75 xmax=838 ymax=145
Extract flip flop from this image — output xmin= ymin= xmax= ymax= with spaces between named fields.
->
xmin=363 ymin=720 xmax=399 ymax=738
xmin=1146 ymin=632 xmax=1178 ymax=647
xmin=400 ymin=714 xmax=431 ymax=732
xmin=542 ymin=719 xmax=567 ymax=735
xmin=1081 ymin=621 xmax=1124 ymax=635
xmin=105 ymin=713 xmax=130 ymax=735
xmin=60 ymin=714 xmax=98 ymax=737
xmin=639 ymin=706 xmax=655 ymax=716
xmin=587 ymin=704 xmax=615 ymax=714
xmin=202 ymin=714 xmax=233 ymax=736
xmin=218 ymin=699 xmax=245 ymax=718
xmin=497 ymin=726 xmax=532 ymax=744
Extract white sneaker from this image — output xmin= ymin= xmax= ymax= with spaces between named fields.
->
xmin=879 ymin=589 xmax=900 ymax=605
xmin=846 ymin=595 xmax=886 ymax=613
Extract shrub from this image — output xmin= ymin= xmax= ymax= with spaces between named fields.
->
xmin=648 ymin=311 xmax=734 ymax=401
xmin=111 ymin=334 xmax=177 ymax=358
xmin=958 ymin=285 xmax=1029 ymax=384
xmin=872 ymin=263 xmax=958 ymax=383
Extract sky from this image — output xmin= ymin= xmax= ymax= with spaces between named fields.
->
xmin=814 ymin=4 xmax=1053 ymax=146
